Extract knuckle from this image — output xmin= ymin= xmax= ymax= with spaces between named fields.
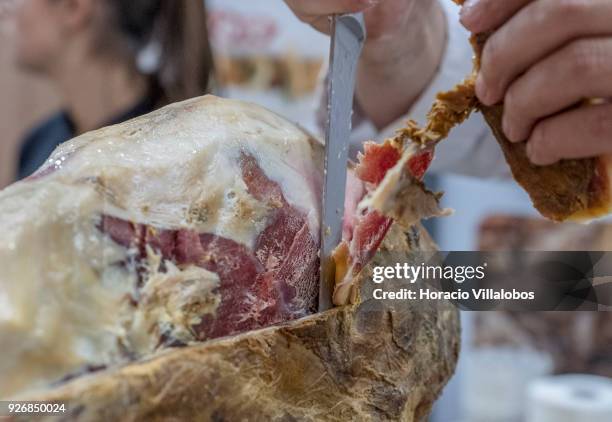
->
xmin=529 ymin=1 xmax=552 ymax=29
xmin=534 ymin=0 xmax=590 ymax=50
xmin=553 ymin=0 xmax=589 ymax=18
xmin=565 ymin=39 xmax=610 ymax=78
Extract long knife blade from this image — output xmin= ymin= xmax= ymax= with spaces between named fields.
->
xmin=319 ymin=13 xmax=366 ymax=311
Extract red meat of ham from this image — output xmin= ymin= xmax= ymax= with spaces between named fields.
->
xmin=334 ymin=141 xmax=433 ymax=303
xmin=100 ymin=153 xmax=318 ymax=341
xmin=98 ymin=142 xmax=432 ymax=337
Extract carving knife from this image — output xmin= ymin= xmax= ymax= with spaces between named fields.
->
xmin=319 ymin=13 xmax=366 ymax=311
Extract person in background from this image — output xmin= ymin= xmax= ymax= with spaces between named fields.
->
xmin=14 ymin=0 xmax=214 ymax=179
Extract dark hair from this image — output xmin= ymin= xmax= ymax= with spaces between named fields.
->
xmin=103 ymin=0 xmax=214 ymax=104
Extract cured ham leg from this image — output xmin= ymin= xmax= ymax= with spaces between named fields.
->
xmin=0 ymin=96 xmax=324 ymax=397
xmin=0 ymin=93 xmax=448 ymax=399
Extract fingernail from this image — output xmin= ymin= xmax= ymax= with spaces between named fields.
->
xmin=526 ymin=141 xmax=536 ymax=162
xmin=502 ymin=116 xmax=517 ymax=142
xmin=526 ymin=138 xmax=550 ymax=166
xmin=460 ymin=0 xmax=482 ymax=30
xmin=528 ymin=129 xmax=553 ymax=165
xmin=476 ymin=74 xmax=492 ymax=105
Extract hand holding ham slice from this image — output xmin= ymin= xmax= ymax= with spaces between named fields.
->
xmin=446 ymin=0 xmax=612 ymax=222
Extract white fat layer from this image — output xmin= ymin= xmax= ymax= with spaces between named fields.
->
xmin=41 ymin=96 xmax=323 ymax=244
xmin=0 ymin=96 xmax=323 ymax=399
xmin=0 ymin=182 xmax=133 ymax=398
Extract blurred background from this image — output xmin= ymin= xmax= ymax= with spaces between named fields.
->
xmin=1 ymin=1 xmax=611 ymax=420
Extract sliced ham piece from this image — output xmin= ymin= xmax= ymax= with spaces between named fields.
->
xmin=333 ymin=140 xmax=447 ymax=305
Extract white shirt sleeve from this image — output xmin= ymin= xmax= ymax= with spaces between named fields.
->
xmin=345 ymin=1 xmax=510 ymax=179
